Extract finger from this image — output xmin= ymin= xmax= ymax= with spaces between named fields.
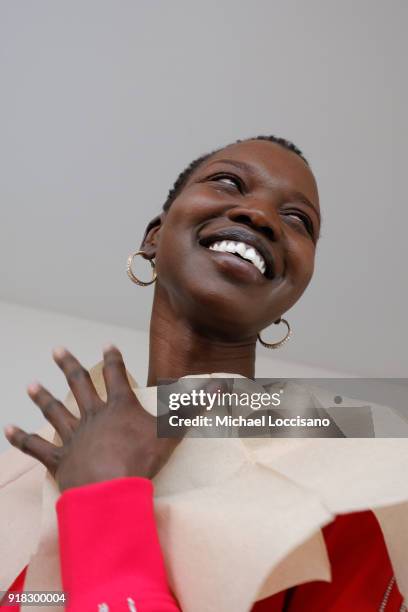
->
xmin=53 ymin=347 xmax=101 ymax=415
xmin=102 ymin=345 xmax=132 ymax=401
xmin=27 ymin=382 xmax=78 ymax=443
xmin=3 ymin=424 xmax=60 ymax=472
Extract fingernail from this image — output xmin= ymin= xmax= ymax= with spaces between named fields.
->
xmin=103 ymin=344 xmax=118 ymax=353
xmin=3 ymin=425 xmax=15 ymax=437
xmin=27 ymin=382 xmax=41 ymax=395
xmin=52 ymin=346 xmax=67 ymax=359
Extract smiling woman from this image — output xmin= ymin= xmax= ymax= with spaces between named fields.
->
xmin=140 ymin=136 xmax=320 ymax=364
xmin=1 ymin=136 xmax=407 ymax=612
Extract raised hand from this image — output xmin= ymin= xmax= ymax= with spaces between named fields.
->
xmin=3 ymin=346 xmax=185 ymax=492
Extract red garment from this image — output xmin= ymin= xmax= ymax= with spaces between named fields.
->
xmin=252 ymin=512 xmax=404 ymax=611
xmin=0 ymin=477 xmax=404 ymax=611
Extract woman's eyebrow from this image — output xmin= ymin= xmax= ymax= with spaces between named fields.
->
xmin=204 ymin=158 xmax=321 ymax=225
xmin=205 ymin=158 xmax=255 ymax=175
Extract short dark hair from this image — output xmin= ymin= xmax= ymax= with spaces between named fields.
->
xmin=162 ymin=135 xmax=308 ymax=212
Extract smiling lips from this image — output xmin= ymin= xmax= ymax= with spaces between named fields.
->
xmin=198 ymin=226 xmax=276 ymax=279
xmin=208 ymin=240 xmax=266 ymax=275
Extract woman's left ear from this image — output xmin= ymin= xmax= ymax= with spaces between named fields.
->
xmin=139 ymin=212 xmax=165 ymax=259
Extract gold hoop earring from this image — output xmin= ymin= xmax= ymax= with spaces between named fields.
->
xmin=257 ymin=317 xmax=292 ymax=349
xmin=126 ymin=250 xmax=157 ymax=286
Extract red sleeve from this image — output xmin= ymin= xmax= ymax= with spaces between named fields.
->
xmin=56 ymin=477 xmax=180 ymax=611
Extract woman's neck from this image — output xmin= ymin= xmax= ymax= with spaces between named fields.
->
xmin=146 ymin=287 xmax=256 ymax=387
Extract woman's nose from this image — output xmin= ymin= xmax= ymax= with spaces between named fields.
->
xmin=226 ymin=205 xmax=282 ymax=242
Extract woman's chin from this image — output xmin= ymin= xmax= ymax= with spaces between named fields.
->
xmin=173 ymin=284 xmax=263 ymax=335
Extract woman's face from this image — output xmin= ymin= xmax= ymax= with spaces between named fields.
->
xmin=145 ymin=139 xmax=321 ymax=340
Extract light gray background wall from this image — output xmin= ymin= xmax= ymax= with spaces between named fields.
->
xmin=0 ymin=1 xmax=407 ymax=447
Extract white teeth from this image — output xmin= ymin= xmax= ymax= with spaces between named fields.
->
xmin=236 ymin=242 xmax=246 ymax=257
xmin=244 ymin=247 xmax=256 ymax=262
xmin=207 ymin=240 xmax=267 ymax=276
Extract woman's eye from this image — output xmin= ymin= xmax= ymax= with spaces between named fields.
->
xmin=284 ymin=212 xmax=314 ymax=239
xmin=208 ymin=174 xmax=243 ymax=192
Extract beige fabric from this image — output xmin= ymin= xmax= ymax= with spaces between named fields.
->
xmin=0 ymin=363 xmax=407 ymax=612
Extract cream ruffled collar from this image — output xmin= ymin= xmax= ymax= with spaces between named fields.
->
xmin=1 ymin=364 xmax=408 ymax=612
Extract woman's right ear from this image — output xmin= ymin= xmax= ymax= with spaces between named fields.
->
xmin=139 ymin=212 xmax=165 ymax=259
